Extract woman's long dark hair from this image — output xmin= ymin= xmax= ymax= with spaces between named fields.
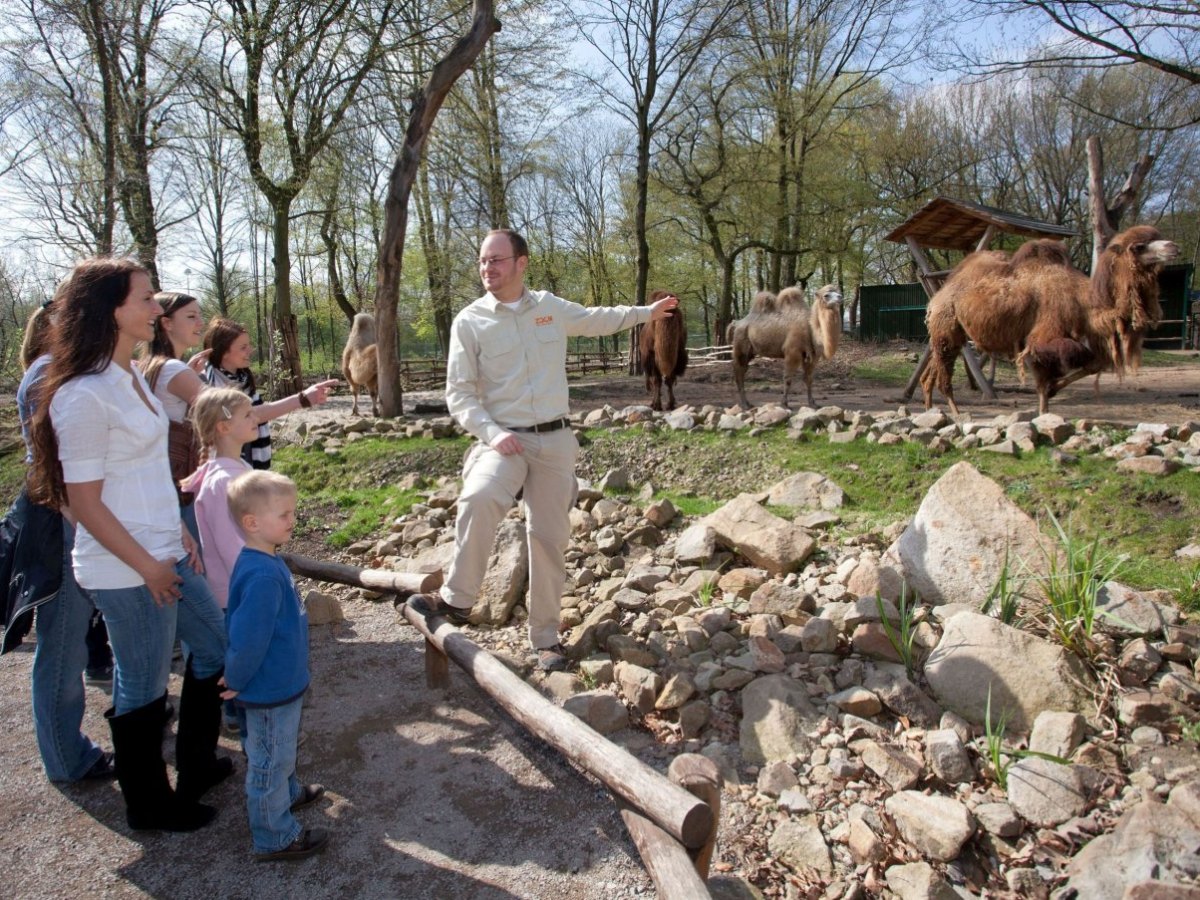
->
xmin=28 ymin=257 xmax=149 ymax=508
xmin=202 ymin=316 xmax=255 ymax=395
xmin=140 ymin=291 xmax=200 ymax=391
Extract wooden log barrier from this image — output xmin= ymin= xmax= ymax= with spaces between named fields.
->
xmin=668 ymin=754 xmax=722 ymax=879
xmin=280 ymin=553 xmax=442 ymax=597
xmin=398 ymin=601 xmax=714 ymax=851
xmin=619 ymin=803 xmax=712 ymax=899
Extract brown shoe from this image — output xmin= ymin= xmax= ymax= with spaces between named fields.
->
xmin=290 ymin=783 xmax=325 ymax=811
xmin=537 ymin=644 xmax=569 ymax=672
xmin=254 ymin=828 xmax=330 ymax=862
xmin=407 ymin=593 xmax=471 ymax=626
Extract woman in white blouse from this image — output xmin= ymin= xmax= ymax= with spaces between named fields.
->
xmin=29 ymin=259 xmax=230 ymax=833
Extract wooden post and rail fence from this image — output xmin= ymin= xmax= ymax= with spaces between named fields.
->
xmin=281 ymin=552 xmax=724 ymax=899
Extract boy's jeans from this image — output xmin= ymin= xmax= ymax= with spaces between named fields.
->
xmin=243 ymin=696 xmax=304 ymax=853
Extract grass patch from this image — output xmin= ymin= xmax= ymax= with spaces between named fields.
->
xmin=849 ymin=352 xmax=920 ymax=386
xmin=577 ymin=424 xmax=1200 ymax=601
xmin=274 ymin=435 xmax=468 ymax=547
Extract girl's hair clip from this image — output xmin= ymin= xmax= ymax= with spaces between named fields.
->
xmin=221 ymin=405 xmax=232 ymax=419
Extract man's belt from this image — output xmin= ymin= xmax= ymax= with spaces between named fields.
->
xmin=505 ymin=417 xmax=570 ymax=434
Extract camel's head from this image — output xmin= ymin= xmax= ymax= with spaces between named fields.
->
xmin=815 ymin=284 xmax=843 ymax=308
xmin=1110 ymin=225 xmax=1179 ymax=269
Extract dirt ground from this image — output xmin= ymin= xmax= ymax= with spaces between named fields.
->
xmin=4 ymin=341 xmax=1200 ymax=900
xmin=565 ymin=342 xmax=1200 ymax=427
xmin=0 ymin=596 xmax=657 ymax=900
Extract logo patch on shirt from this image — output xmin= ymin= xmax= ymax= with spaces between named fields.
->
xmin=535 ymin=315 xmax=554 ymax=326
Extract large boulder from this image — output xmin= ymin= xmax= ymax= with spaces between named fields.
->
xmin=475 ymin=519 xmax=529 ymax=624
xmin=1064 ymin=795 xmax=1200 ymax=900
xmin=924 ymin=612 xmax=1095 ymax=732
xmin=704 ymin=494 xmax=816 ymax=576
xmin=888 ymin=462 xmax=1051 ymax=606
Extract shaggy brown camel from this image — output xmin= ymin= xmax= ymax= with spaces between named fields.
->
xmin=729 ymin=284 xmax=844 ymax=409
xmin=922 ymin=225 xmax=1178 ymax=415
xmin=639 ymin=290 xmax=688 ymax=411
xmin=341 ymin=312 xmax=379 ymax=416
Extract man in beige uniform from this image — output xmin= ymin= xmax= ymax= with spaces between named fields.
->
xmin=412 ymin=229 xmax=679 ymax=671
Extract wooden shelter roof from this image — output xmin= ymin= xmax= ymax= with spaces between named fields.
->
xmin=884 ymin=197 xmax=1077 ymax=250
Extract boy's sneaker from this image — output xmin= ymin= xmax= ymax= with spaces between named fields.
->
xmin=290 ymin=783 xmax=325 ymax=811
xmin=222 ymin=716 xmax=242 ymax=737
xmin=85 ymin=666 xmax=113 ymax=686
xmin=255 ymin=828 xmax=330 ymax=862
xmin=407 ymin=593 xmax=471 ymax=626
xmin=536 ymin=644 xmax=569 ymax=672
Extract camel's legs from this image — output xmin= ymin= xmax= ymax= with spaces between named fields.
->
xmin=665 ymin=377 xmax=677 ymax=411
xmin=733 ymin=351 xmax=753 ymax=408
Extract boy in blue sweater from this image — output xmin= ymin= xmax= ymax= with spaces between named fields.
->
xmin=220 ymin=471 xmax=328 ymax=862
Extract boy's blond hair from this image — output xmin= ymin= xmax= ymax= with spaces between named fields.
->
xmin=227 ymin=470 xmax=297 ymax=525
xmin=189 ymin=387 xmax=253 ymax=457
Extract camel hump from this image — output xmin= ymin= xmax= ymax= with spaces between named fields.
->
xmin=749 ymin=290 xmax=778 ymax=314
xmin=1011 ymin=239 xmax=1071 ymax=270
xmin=775 ymin=286 xmax=807 ymax=311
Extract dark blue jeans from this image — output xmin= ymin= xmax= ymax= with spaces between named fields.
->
xmin=32 ymin=521 xmax=103 ymax=782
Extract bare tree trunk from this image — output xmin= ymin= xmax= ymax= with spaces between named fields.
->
xmin=271 ymin=196 xmax=303 ymax=396
xmin=1087 ymin=135 xmax=1155 ymax=270
xmin=321 ymin=204 xmax=358 ymax=323
xmin=374 ymin=0 xmax=501 ymax=418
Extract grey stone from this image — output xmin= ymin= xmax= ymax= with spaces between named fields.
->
xmin=926 ymin=729 xmax=974 ymax=784
xmin=1029 ymin=710 xmax=1087 ymax=758
xmin=1065 ymin=799 xmax=1200 ymax=900
xmin=1096 ymin=582 xmax=1181 ymax=638
xmin=889 ymin=462 xmax=1051 ymax=606
xmin=863 ymin=664 xmax=942 ymax=726
xmin=974 ymin=801 xmax=1022 ymax=837
xmin=764 ymin=471 xmax=846 ymax=511
xmin=613 ymin=661 xmax=662 ymax=714
xmin=860 ymin=740 xmax=923 ymax=791
xmin=767 ymin=816 xmax=832 ymax=875
xmin=885 ymin=791 xmax=975 ymax=861
xmin=304 ymin=590 xmax=345 ymax=625
xmin=924 ymin=612 xmax=1096 ymax=732
xmin=562 ymin=690 xmax=629 ymax=734
xmin=1006 ymin=757 xmax=1089 ymax=827
xmin=740 ymin=674 xmax=821 ymax=765
xmin=704 ymin=494 xmax=816 ymax=575
xmin=756 ymin=760 xmax=798 ymax=797
xmin=885 ymin=861 xmax=960 ymax=900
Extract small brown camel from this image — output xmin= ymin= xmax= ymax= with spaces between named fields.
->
xmin=728 ymin=284 xmax=843 ymax=409
xmin=921 ymin=225 xmax=1178 ymax=415
xmin=639 ymin=290 xmax=688 ymax=411
xmin=341 ymin=312 xmax=379 ymax=417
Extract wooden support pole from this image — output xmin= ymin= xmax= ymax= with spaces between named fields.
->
xmin=961 ymin=344 xmax=997 ymax=399
xmin=398 ymin=602 xmax=714 ymax=850
xmin=619 ymin=803 xmax=713 ymax=899
xmin=281 ymin=552 xmax=442 ymax=597
xmin=903 ymin=347 xmax=931 ymax=401
xmin=668 ymin=754 xmax=722 ymax=879
xmin=424 ymin=636 xmax=450 ymax=689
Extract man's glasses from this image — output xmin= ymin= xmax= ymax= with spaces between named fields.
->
xmin=479 ymin=255 xmax=515 ymax=268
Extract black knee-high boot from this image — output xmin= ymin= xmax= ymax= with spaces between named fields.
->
xmin=107 ymin=694 xmax=217 ymax=832
xmin=175 ymin=662 xmax=234 ymax=803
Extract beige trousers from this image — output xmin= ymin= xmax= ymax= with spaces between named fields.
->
xmin=440 ymin=429 xmax=578 ymax=649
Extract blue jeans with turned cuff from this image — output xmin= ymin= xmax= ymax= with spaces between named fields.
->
xmin=89 ymin=559 xmax=226 ymax=715
xmin=243 ymin=696 xmax=304 ymax=853
xmin=32 ymin=521 xmax=104 ymax=782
